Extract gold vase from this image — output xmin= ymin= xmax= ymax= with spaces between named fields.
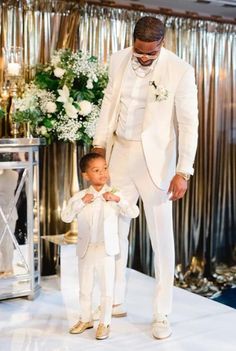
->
xmin=11 ymin=122 xmax=20 ymax=138
xmin=23 ymin=122 xmax=31 ymax=138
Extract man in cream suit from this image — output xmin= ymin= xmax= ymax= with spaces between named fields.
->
xmin=61 ymin=153 xmax=139 ymax=340
xmin=92 ymin=16 xmax=198 ymax=339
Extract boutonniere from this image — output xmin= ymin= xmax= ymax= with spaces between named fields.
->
xmin=149 ymin=81 xmax=168 ymax=102
xmin=110 ymin=186 xmax=119 ymax=194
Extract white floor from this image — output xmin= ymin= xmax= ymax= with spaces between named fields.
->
xmin=0 ymin=245 xmax=236 ymax=351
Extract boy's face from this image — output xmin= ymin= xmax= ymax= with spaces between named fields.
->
xmin=83 ymin=157 xmax=109 ymax=189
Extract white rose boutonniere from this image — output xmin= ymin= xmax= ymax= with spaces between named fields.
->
xmin=149 ymin=81 xmax=168 ymax=102
xmin=110 ymin=186 xmax=119 ymax=194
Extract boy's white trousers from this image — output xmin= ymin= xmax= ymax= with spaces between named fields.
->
xmin=79 ymin=244 xmax=115 ymax=325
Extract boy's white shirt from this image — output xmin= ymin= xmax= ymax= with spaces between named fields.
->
xmin=61 ymin=184 xmax=139 ymax=258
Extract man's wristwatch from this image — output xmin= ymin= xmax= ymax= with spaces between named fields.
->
xmin=176 ymin=172 xmax=191 ymax=181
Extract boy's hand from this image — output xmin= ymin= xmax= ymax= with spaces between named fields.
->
xmin=103 ymin=192 xmax=120 ymax=203
xmin=82 ymin=193 xmax=94 ymax=204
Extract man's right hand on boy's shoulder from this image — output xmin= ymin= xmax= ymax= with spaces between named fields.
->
xmin=82 ymin=193 xmax=94 ymax=204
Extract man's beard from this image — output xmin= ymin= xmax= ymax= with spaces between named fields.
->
xmin=137 ymin=58 xmax=153 ymax=67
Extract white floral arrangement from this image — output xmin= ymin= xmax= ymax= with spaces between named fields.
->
xmin=149 ymin=81 xmax=168 ymax=102
xmin=13 ymin=49 xmax=108 ymax=144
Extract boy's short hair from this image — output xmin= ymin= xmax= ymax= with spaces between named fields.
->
xmin=80 ymin=152 xmax=105 ymax=173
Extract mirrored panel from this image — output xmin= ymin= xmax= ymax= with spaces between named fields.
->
xmin=0 ymin=143 xmax=40 ymax=299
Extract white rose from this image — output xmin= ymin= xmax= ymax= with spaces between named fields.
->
xmin=86 ymin=79 xmax=93 ymax=89
xmin=45 ymin=101 xmax=57 ymax=114
xmin=54 ymin=67 xmax=66 ymax=78
xmin=57 ymin=85 xmax=70 ymax=103
xmin=64 ymin=102 xmax=78 ymax=118
xmin=79 ymin=100 xmax=92 ymax=116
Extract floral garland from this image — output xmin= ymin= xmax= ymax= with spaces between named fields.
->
xmin=14 ymin=49 xmax=108 ymax=144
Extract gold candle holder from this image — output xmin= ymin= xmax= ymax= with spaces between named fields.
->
xmin=0 ymin=86 xmax=10 ymax=137
xmin=9 ymin=83 xmax=20 ymax=138
xmin=2 ymin=46 xmax=24 ymax=138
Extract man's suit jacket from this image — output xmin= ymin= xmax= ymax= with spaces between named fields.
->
xmin=61 ymin=185 xmax=139 ymax=258
xmin=93 ymin=47 xmax=199 ymax=190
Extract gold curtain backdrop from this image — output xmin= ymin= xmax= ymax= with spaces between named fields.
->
xmin=0 ymin=1 xmax=235 ymax=277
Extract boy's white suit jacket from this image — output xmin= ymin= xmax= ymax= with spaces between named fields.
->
xmin=61 ymin=185 xmax=139 ymax=258
xmin=93 ymin=47 xmax=199 ymax=190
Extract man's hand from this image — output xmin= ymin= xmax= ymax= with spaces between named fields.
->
xmin=168 ymin=174 xmax=188 ymax=201
xmin=91 ymin=147 xmax=106 ymax=158
xmin=103 ymin=192 xmax=120 ymax=203
xmin=82 ymin=193 xmax=94 ymax=204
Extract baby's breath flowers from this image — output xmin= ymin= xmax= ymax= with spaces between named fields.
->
xmin=13 ymin=49 xmax=108 ymax=144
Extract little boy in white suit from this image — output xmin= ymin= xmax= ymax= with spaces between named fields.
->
xmin=61 ymin=153 xmax=139 ymax=340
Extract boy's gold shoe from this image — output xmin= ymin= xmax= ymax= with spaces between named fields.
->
xmin=69 ymin=321 xmax=93 ymax=334
xmin=96 ymin=323 xmax=110 ymax=340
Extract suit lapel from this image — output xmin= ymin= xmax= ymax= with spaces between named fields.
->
xmin=143 ymin=48 xmax=169 ymax=129
xmin=148 ymin=47 xmax=168 ymax=101
xmin=106 ymin=49 xmax=132 ymax=160
xmin=113 ymin=48 xmax=132 ymax=94
xmin=83 ymin=187 xmax=94 ymax=225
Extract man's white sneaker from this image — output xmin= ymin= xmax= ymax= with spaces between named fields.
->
xmin=93 ymin=304 xmax=127 ymax=321
xmin=152 ymin=314 xmax=172 ymax=340
xmin=112 ymin=304 xmax=127 ymax=318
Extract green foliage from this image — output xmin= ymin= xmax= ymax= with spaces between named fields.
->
xmin=13 ymin=109 xmax=42 ymax=124
xmin=0 ymin=108 xmax=5 ymax=119
xmin=34 ymin=70 xmax=60 ymax=91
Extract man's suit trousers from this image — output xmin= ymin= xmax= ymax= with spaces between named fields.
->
xmin=109 ymin=137 xmax=175 ymax=316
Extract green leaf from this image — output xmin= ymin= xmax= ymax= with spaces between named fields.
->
xmin=43 ymin=118 xmax=54 ymax=128
xmin=81 ymin=90 xmax=95 ymax=101
xmin=35 ymin=71 xmax=59 ymax=91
